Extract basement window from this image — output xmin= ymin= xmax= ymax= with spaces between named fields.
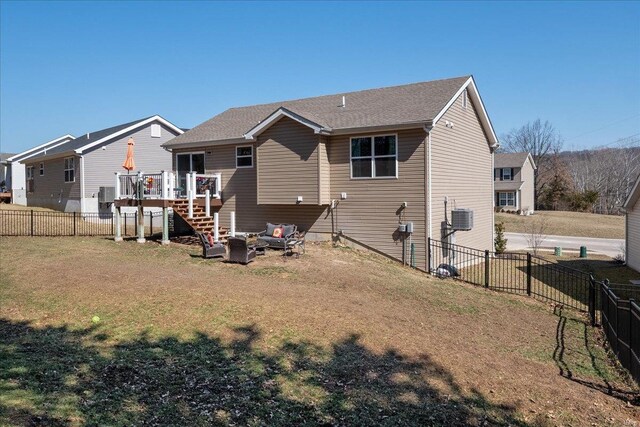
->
xmin=39 ymin=162 xmax=44 ymax=176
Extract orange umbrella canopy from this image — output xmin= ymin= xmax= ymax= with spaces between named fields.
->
xmin=122 ymin=138 xmax=136 ymax=171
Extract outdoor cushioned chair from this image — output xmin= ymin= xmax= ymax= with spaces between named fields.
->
xmin=257 ymin=223 xmax=297 ymax=249
xmin=197 ymin=232 xmax=226 ymax=259
xmin=227 ymin=236 xmax=257 ymax=265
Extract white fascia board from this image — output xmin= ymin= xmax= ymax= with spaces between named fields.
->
xmin=624 ymin=174 xmax=640 ymax=209
xmin=74 ymin=115 xmax=184 ymax=154
xmin=243 ymin=108 xmax=328 ymax=140
xmin=20 ymin=137 xmax=76 ymax=162
xmin=432 ymin=76 xmax=499 ymax=147
xmin=7 ymin=134 xmax=76 ymax=162
xmin=527 ymin=153 xmax=537 ymax=170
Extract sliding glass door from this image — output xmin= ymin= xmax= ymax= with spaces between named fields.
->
xmin=176 ymin=153 xmax=205 ymax=196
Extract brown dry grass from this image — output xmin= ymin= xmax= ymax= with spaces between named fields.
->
xmin=0 ymin=237 xmax=638 ymax=426
xmin=496 ymin=210 xmax=625 ymax=239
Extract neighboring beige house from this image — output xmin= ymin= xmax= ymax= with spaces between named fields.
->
xmin=23 ymin=116 xmax=183 ymax=213
xmin=494 ymin=152 xmax=536 ymax=214
xmin=625 ymin=174 xmax=640 ymax=273
xmin=163 ymin=75 xmax=499 ymax=271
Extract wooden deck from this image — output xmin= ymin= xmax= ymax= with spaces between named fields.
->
xmin=114 ymin=198 xmax=223 ymax=209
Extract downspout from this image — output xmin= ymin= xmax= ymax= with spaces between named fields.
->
xmin=424 ymin=124 xmax=433 ymax=271
xmin=491 ymin=148 xmax=495 ymax=251
xmin=79 ymin=155 xmax=85 ymax=214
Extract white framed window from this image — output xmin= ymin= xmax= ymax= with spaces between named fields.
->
xmin=236 ymin=146 xmax=253 ymax=168
xmin=26 ymin=166 xmax=34 ymax=192
xmin=64 ymin=157 xmax=75 ymax=183
xmin=150 ymin=123 xmax=162 ymax=138
xmin=39 ymin=162 xmax=44 ymax=176
xmin=499 ymin=192 xmax=515 ymax=207
xmin=502 ymin=168 xmax=512 ymax=180
xmin=350 ymin=134 xmax=397 ymax=179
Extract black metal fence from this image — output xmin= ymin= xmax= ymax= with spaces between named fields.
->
xmin=427 ymin=238 xmax=599 ymax=313
xmin=0 ymin=210 xmax=163 ymax=237
xmin=598 ymin=280 xmax=640 ymax=384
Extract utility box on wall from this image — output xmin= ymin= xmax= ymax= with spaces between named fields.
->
xmin=451 ymin=208 xmax=474 ymax=231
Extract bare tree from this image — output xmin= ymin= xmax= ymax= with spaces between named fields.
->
xmin=501 ymin=119 xmax=563 ymax=209
xmin=525 ymin=217 xmax=548 ymax=256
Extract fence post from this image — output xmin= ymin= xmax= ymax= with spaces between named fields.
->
xmin=73 ymin=211 xmax=77 ymax=236
xmin=588 ymin=275 xmax=597 ymax=326
xmin=149 ymin=211 xmax=153 ymax=236
xmin=484 ymin=250 xmax=490 ymax=288
xmin=427 ymin=237 xmax=431 ymax=273
xmin=526 ymin=252 xmax=532 ymax=296
xmin=30 ymin=209 xmax=34 ymax=236
xmin=135 ymin=212 xmax=138 ymax=236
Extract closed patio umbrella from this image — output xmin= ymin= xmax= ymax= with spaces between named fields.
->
xmin=122 ymin=137 xmax=136 ymax=171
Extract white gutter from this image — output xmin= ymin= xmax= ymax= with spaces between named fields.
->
xmin=424 ymin=125 xmax=433 ymax=241
xmin=79 ymin=155 xmax=85 ymax=213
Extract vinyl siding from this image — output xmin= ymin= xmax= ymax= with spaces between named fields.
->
xmin=175 ymin=126 xmax=428 ymax=269
xmin=83 ymin=122 xmax=178 ymax=199
xmin=627 ymin=199 xmax=640 ymax=272
xmin=256 ymin=117 xmax=322 ymax=205
xmin=318 ymin=136 xmax=330 ymax=205
xmin=520 ymin=158 xmax=535 ymax=212
xmin=24 ymin=155 xmax=80 ymax=211
xmin=327 ymin=128 xmax=427 ymax=267
xmin=430 ymin=91 xmax=494 ymax=253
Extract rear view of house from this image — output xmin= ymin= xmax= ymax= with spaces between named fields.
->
xmin=494 ymin=152 xmax=536 ymax=214
xmin=625 ymin=174 xmax=640 ymax=273
xmin=22 ymin=116 xmax=183 ymax=213
xmin=163 ymin=76 xmax=498 ymax=271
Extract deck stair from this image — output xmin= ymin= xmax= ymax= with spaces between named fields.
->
xmin=171 ymin=200 xmax=228 ymax=243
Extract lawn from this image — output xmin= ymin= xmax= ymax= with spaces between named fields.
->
xmin=496 ymin=210 xmax=625 ymax=239
xmin=0 ymin=237 xmax=638 ymax=426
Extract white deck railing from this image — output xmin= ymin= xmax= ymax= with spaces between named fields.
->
xmin=115 ymin=171 xmax=177 ymax=200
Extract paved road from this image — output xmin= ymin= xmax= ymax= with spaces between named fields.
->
xmin=504 ymin=232 xmax=624 ymax=258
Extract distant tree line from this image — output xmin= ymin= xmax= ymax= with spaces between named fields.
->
xmin=501 ymin=119 xmax=640 ymax=214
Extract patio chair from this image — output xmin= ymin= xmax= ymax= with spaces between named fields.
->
xmin=256 ymin=223 xmax=297 ymax=249
xmin=227 ymin=236 xmax=257 ymax=265
xmin=197 ymin=232 xmax=226 ymax=259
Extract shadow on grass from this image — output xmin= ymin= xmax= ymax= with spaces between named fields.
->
xmin=1 ymin=319 xmax=526 ymax=426
xmin=552 ymin=306 xmax=639 ymax=405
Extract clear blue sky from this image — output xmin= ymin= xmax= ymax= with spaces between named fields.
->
xmin=1 ymin=1 xmax=639 ymax=154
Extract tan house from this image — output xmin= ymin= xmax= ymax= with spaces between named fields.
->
xmin=624 ymin=174 xmax=640 ymax=273
xmin=494 ymin=152 xmax=536 ymax=214
xmin=163 ymin=76 xmax=499 ymax=271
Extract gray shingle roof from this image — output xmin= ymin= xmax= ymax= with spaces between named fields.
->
xmin=165 ymin=76 xmax=471 ymax=146
xmin=495 ymin=152 xmax=531 ymax=169
xmin=27 ymin=117 xmax=154 ymax=160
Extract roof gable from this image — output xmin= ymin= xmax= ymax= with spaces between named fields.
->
xmin=624 ymin=173 xmax=640 ymax=210
xmin=25 ymin=116 xmax=183 ymax=162
xmin=243 ymin=107 xmax=330 ymax=140
xmin=495 ymin=152 xmax=536 ymax=170
xmin=7 ymin=134 xmax=76 ymax=163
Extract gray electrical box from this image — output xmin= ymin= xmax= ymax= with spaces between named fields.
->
xmin=406 ymin=222 xmax=414 ymax=233
xmin=451 ymin=208 xmax=474 ymax=231
xmin=398 ymin=223 xmax=407 ymax=233
xmin=98 ymin=186 xmax=115 ymax=203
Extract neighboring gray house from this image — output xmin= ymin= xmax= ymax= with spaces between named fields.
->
xmin=494 ymin=152 xmax=536 ymax=214
xmin=1 ymin=153 xmax=15 ymax=187
xmin=624 ymin=174 xmax=640 ymax=273
xmin=23 ymin=116 xmax=183 ymax=213
xmin=163 ymin=75 xmax=499 ymax=271
xmin=2 ymin=135 xmax=75 ymax=205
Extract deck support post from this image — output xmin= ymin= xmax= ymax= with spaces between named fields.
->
xmin=230 ymin=211 xmax=236 ymax=237
xmin=205 ymin=189 xmax=211 ymax=217
xmin=137 ymin=205 xmax=145 ymax=243
xmin=161 ymin=207 xmax=170 ymax=245
xmin=214 ymin=212 xmax=219 ymax=242
xmin=114 ymin=206 xmax=123 ymax=242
